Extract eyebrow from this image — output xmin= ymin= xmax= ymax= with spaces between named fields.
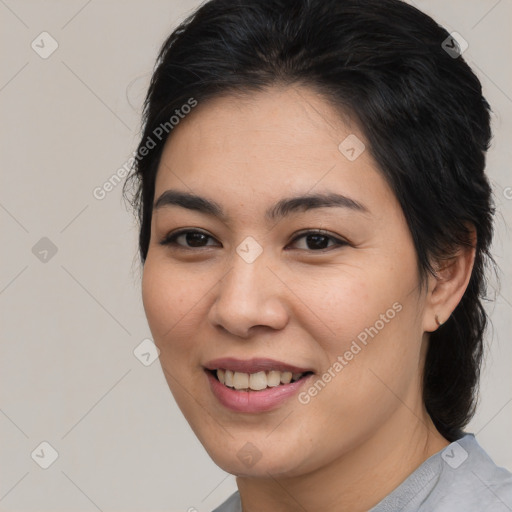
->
xmin=153 ymin=189 xmax=369 ymax=222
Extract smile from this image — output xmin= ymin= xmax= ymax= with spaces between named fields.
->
xmin=212 ymin=369 xmax=310 ymax=391
xmin=204 ymin=357 xmax=315 ymax=412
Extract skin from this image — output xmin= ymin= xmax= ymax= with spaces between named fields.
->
xmin=141 ymin=85 xmax=475 ymax=512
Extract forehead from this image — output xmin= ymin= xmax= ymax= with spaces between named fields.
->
xmin=154 ymin=85 xmax=396 ymax=217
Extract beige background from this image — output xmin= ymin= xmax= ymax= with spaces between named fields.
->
xmin=1 ymin=1 xmax=511 ymax=511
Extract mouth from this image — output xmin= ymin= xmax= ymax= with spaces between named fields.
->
xmin=206 ymin=368 xmax=314 ymax=392
xmin=203 ymin=357 xmax=315 ymax=412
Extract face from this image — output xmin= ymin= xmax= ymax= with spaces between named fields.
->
xmin=142 ymin=85 xmax=432 ymax=478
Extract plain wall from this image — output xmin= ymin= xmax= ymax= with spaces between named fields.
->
xmin=1 ymin=1 xmax=511 ymax=511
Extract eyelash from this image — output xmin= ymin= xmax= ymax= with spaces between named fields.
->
xmin=159 ymin=228 xmax=348 ymax=252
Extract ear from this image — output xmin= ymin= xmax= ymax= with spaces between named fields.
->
xmin=422 ymin=226 xmax=477 ymax=333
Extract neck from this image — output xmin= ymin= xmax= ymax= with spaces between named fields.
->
xmin=236 ymin=409 xmax=449 ymax=512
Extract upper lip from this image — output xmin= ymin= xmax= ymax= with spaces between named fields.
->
xmin=204 ymin=357 xmax=314 ymax=374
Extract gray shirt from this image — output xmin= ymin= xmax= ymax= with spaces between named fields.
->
xmin=212 ymin=434 xmax=512 ymax=511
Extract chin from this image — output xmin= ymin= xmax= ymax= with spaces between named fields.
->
xmin=217 ymin=457 xmax=304 ymax=479
xmin=203 ymin=438 xmax=312 ymax=479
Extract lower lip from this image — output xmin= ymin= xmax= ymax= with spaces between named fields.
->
xmin=205 ymin=370 xmax=313 ymax=413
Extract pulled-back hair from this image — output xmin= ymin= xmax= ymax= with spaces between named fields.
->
xmin=124 ymin=0 xmax=495 ymax=441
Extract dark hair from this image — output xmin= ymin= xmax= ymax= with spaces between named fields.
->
xmin=124 ymin=0 xmax=495 ymax=441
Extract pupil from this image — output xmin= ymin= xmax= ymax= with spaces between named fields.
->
xmin=307 ymin=234 xmax=328 ymax=250
xmin=187 ymin=232 xmax=208 ymax=247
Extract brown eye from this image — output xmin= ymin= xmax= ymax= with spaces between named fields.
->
xmin=288 ymin=230 xmax=347 ymax=251
xmin=160 ymin=229 xmax=221 ymax=248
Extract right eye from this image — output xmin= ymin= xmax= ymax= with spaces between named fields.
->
xmin=159 ymin=229 xmax=222 ymax=249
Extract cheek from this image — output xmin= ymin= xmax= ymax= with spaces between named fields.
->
xmin=141 ymin=255 xmax=207 ymax=350
xmin=289 ymin=259 xmax=414 ymax=355
xmin=291 ymin=254 xmax=423 ymax=408
xmin=141 ymin=256 xmax=211 ymax=410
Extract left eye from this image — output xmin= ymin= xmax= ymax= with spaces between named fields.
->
xmin=288 ymin=231 xmax=347 ymax=251
xmin=160 ymin=229 xmax=220 ymax=248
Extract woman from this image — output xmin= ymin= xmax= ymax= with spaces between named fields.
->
xmin=124 ymin=0 xmax=512 ymax=510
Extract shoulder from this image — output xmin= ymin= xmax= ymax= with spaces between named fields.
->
xmin=421 ymin=434 xmax=512 ymax=511
xmin=212 ymin=436 xmax=512 ymax=512
xmin=211 ymin=491 xmax=241 ymax=512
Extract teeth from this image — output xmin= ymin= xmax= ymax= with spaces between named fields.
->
xmin=233 ymin=372 xmax=249 ymax=390
xmin=215 ymin=369 xmax=306 ymax=391
xmin=280 ymin=371 xmax=292 ymax=384
xmin=249 ymin=371 xmax=268 ymax=391
xmin=267 ymin=370 xmax=281 ymax=387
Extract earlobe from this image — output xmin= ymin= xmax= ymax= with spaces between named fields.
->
xmin=422 ymin=228 xmax=477 ymax=334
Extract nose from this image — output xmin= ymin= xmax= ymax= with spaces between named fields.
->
xmin=208 ymin=253 xmax=289 ymax=338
